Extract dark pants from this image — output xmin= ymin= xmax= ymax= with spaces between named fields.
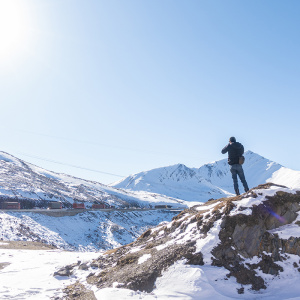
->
xmin=230 ymin=164 xmax=249 ymax=192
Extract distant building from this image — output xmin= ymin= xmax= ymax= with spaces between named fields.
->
xmin=1 ymin=202 xmax=20 ymax=209
xmin=73 ymin=203 xmax=85 ymax=209
xmin=48 ymin=202 xmax=62 ymax=209
xmin=92 ymin=203 xmax=108 ymax=209
xmin=154 ymin=205 xmax=172 ymax=209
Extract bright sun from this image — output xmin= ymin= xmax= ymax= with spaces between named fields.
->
xmin=0 ymin=0 xmax=33 ymax=63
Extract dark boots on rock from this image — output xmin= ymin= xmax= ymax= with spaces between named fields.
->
xmin=235 ymin=187 xmax=249 ymax=196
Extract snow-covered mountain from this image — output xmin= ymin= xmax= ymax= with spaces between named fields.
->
xmin=1 ymin=150 xmax=300 ymax=208
xmin=112 ymin=163 xmax=231 ymax=204
xmin=112 ymin=151 xmax=300 ymax=202
xmin=0 ymin=151 xmax=185 ymax=209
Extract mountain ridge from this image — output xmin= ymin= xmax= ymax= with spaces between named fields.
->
xmin=1 ymin=150 xmax=300 ymax=208
xmin=0 ymin=151 xmax=185 ymax=209
xmin=111 ymin=151 xmax=300 ymax=202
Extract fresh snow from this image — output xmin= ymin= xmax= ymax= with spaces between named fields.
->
xmin=269 ymin=206 xmax=300 ymax=239
xmin=112 ymin=163 xmax=231 ymax=202
xmin=138 ymin=253 xmax=152 ymax=264
xmin=230 ymin=186 xmax=298 ymax=217
xmin=268 ymin=167 xmax=300 ymax=189
xmin=2 ymin=249 xmax=300 ymax=299
xmin=0 ymin=248 xmax=99 ymax=299
xmin=269 ymin=223 xmax=300 ymax=239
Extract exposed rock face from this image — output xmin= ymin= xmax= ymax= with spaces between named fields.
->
xmin=86 ymin=238 xmax=201 ymax=293
xmin=64 ymin=183 xmax=300 ymax=295
xmin=212 ymin=184 xmax=300 ymax=290
xmin=54 ymin=262 xmax=81 ymax=277
xmin=61 ymin=281 xmax=96 ymax=300
xmin=0 ymin=262 xmax=10 ymax=270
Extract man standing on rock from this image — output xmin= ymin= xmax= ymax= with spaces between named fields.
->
xmin=221 ymin=137 xmax=249 ymax=196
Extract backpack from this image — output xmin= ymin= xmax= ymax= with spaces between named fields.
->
xmin=239 ymin=156 xmax=245 ymax=165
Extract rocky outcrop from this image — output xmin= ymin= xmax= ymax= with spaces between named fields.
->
xmin=86 ymin=238 xmax=201 ymax=293
xmin=61 ymin=281 xmax=96 ymax=300
xmin=63 ymin=183 xmax=300 ymax=295
xmin=212 ymin=184 xmax=300 ymax=290
xmin=54 ymin=262 xmax=81 ymax=277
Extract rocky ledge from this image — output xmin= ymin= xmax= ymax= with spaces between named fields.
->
xmin=62 ymin=183 xmax=300 ymax=296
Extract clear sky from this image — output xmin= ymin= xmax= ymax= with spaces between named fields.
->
xmin=0 ymin=0 xmax=299 ymax=184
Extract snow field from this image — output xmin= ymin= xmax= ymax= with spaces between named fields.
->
xmin=2 ymin=248 xmax=300 ymax=299
xmin=0 ymin=249 xmax=99 ymax=299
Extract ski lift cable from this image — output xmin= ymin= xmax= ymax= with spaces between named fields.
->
xmin=14 ymin=151 xmax=125 ymax=178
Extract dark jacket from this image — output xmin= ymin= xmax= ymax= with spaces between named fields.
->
xmin=221 ymin=142 xmax=244 ymax=165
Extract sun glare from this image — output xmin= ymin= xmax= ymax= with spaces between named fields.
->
xmin=0 ymin=0 xmax=33 ymax=64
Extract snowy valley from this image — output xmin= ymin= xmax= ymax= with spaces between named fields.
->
xmin=0 ymin=209 xmax=177 ymax=251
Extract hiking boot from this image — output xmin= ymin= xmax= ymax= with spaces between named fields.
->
xmin=235 ymin=188 xmax=240 ymax=196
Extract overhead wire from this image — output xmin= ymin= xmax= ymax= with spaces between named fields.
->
xmin=14 ymin=151 xmax=125 ymax=178
xmin=1 ymin=127 xmax=201 ymax=178
xmin=15 ymin=128 xmax=200 ymax=159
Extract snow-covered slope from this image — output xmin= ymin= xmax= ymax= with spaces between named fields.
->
xmin=0 ymin=209 xmax=178 ymax=251
xmin=112 ymin=163 xmax=231 ymax=202
xmin=196 ymin=151 xmax=283 ymax=191
xmin=112 ymin=151 xmax=300 ymax=201
xmin=0 ymin=151 xmax=185 ymax=209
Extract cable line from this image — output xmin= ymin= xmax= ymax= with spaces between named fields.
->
xmin=14 ymin=152 xmax=125 ymax=178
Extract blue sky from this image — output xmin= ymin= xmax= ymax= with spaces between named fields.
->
xmin=0 ymin=0 xmax=299 ymax=184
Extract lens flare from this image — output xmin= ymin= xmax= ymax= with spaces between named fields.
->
xmin=263 ymin=204 xmax=286 ymax=223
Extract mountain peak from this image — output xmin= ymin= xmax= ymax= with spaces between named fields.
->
xmin=112 ymin=151 xmax=300 ymax=202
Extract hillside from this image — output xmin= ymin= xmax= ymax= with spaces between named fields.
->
xmin=0 ymin=209 xmax=178 ymax=251
xmin=0 ymin=151 xmax=185 ymax=209
xmin=60 ymin=183 xmax=300 ymax=299
xmin=112 ymin=151 xmax=300 ymax=202
xmin=112 ymin=163 xmax=231 ymax=203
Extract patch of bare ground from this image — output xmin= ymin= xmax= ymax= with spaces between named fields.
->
xmin=0 ymin=262 xmax=10 ymax=270
xmin=60 ymin=281 xmax=96 ymax=300
xmin=0 ymin=240 xmax=58 ymax=250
